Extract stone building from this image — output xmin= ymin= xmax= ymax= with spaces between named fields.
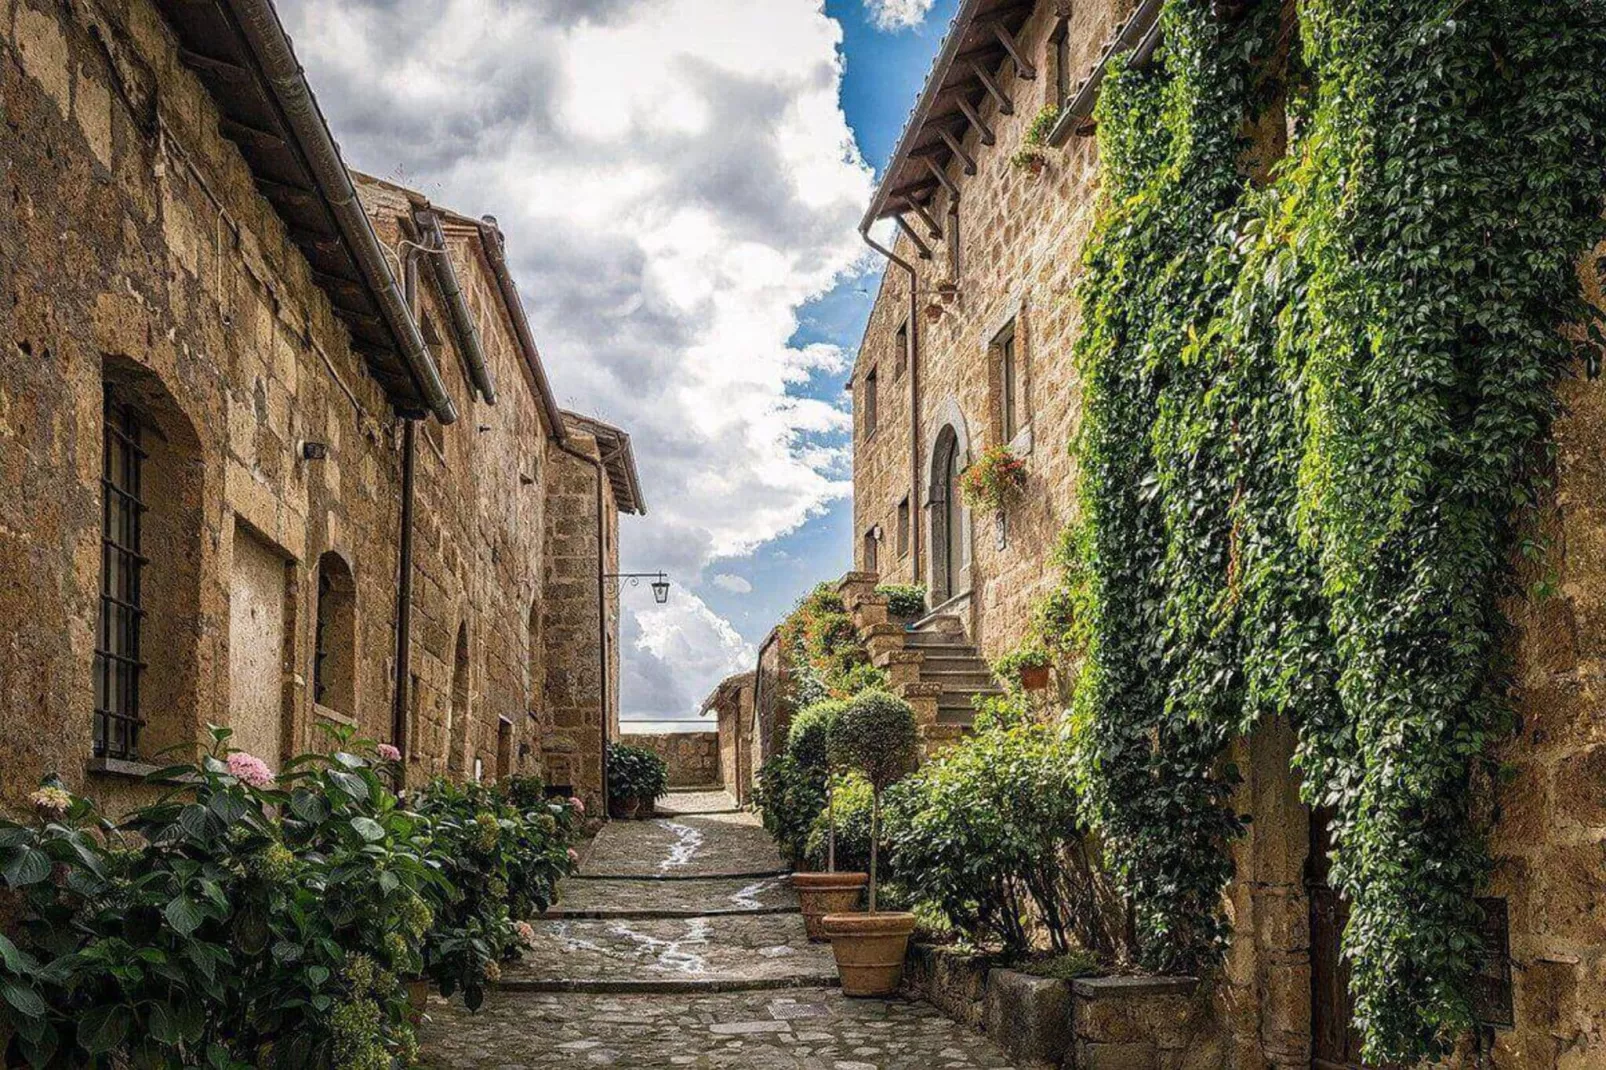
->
xmin=0 ymin=0 xmax=636 ymax=816
xmin=847 ymin=0 xmax=1606 ymax=1066
xmin=537 ymin=411 xmax=644 ymax=804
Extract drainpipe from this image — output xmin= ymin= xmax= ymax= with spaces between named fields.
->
xmin=416 ymin=210 xmax=497 ymax=405
xmin=392 ymin=248 xmax=423 ymax=765
xmin=556 ymin=440 xmax=611 ymax=815
xmin=225 ymin=0 xmax=457 ymax=425
xmin=860 ymin=224 xmax=922 ymax=587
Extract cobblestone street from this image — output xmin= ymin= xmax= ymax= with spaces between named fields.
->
xmin=419 ymin=792 xmax=1021 ymax=1069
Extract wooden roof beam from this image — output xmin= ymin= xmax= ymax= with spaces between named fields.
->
xmin=894 ymin=214 xmax=933 ymax=260
xmin=905 ymin=198 xmax=944 ymax=241
xmin=919 ymin=153 xmax=962 ymax=198
xmin=969 ymin=60 xmax=1013 ymax=115
xmin=955 ymin=95 xmax=994 ymax=146
xmin=886 ymin=176 xmax=940 ymax=204
xmin=991 ymin=22 xmax=1036 ymax=80
xmin=936 ymin=126 xmax=976 ymax=176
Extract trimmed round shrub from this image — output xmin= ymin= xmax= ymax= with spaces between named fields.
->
xmin=605 ymin=743 xmax=668 ymax=803
xmin=788 ymin=699 xmax=846 ymax=773
xmin=754 ymin=752 xmax=824 ymax=867
xmin=827 ymin=690 xmax=919 ymax=792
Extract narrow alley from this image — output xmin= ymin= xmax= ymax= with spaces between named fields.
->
xmin=418 ymin=792 xmax=1021 ymax=1069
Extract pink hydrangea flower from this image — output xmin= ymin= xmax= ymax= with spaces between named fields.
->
xmin=226 ymin=752 xmax=274 ymax=788
xmin=376 ymin=744 xmax=402 ymax=763
xmin=567 ymin=796 xmax=585 ymax=816
xmin=566 ymin=847 xmax=579 ymax=865
xmin=30 ymin=787 xmax=71 ymax=819
xmin=514 ymin=921 xmax=538 ymax=949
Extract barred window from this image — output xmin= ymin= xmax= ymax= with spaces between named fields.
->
xmin=313 ymin=552 xmax=356 ymax=716
xmin=95 ymin=395 xmax=147 ymax=760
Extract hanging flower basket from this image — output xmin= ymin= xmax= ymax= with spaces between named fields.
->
xmin=960 ymin=445 xmax=1028 ymax=512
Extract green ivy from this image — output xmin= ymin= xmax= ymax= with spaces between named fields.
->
xmin=1065 ymin=0 xmax=1606 ymax=1059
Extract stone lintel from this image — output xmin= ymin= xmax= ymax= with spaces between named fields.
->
xmin=1071 ymin=976 xmax=1199 ymax=1000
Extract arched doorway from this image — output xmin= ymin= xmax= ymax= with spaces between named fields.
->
xmin=929 ymin=425 xmax=965 ymax=605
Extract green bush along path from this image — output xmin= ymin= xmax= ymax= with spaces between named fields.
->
xmin=418 ymin=790 xmax=1021 ymax=1068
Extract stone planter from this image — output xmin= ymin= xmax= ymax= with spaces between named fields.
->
xmin=794 ymin=871 xmax=867 ymax=941
xmin=608 ymin=794 xmax=644 ymax=820
xmin=822 ymin=911 xmax=916 ymax=997
xmin=984 ymin=969 xmax=1072 ymax=1065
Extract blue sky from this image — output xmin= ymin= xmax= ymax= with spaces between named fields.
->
xmin=673 ymin=0 xmax=961 ymax=727
xmin=279 ymin=0 xmax=962 ymax=732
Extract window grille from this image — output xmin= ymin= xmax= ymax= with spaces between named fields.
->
xmin=94 ymin=397 xmax=147 ymax=760
xmin=314 ymin=565 xmax=331 ymax=706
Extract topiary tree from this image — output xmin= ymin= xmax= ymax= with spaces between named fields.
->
xmin=788 ymin=699 xmax=846 ymax=870
xmin=827 ymin=690 xmax=919 ymax=911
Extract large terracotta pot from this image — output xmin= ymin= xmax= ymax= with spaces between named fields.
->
xmin=821 ymin=911 xmax=916 ymax=997
xmin=793 ymin=871 xmax=867 ymax=941
xmin=1020 ymin=663 xmax=1051 ymax=691
xmin=608 ymin=795 xmax=643 ymax=820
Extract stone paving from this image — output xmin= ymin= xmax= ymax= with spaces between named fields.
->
xmin=418 ymin=790 xmax=1020 ymax=1069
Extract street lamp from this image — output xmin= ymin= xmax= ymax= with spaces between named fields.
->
xmin=605 ymin=571 xmax=672 ymax=604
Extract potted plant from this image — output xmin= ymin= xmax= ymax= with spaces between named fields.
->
xmin=820 ymin=690 xmax=921 ymax=996
xmin=787 ymin=700 xmax=868 ymax=940
xmin=960 ymin=444 xmax=1028 ymax=513
xmin=1011 ymin=104 xmax=1060 ymax=177
xmin=995 ymin=644 xmax=1052 ymax=692
xmin=605 ymin=742 xmax=668 ymax=819
xmin=875 ymin=583 xmax=928 ymax=624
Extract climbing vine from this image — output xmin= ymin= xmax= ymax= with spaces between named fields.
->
xmin=1065 ymin=0 xmax=1606 ymax=1059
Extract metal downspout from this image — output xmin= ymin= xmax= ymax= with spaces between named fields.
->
xmin=223 ymin=0 xmax=457 ymax=425
xmin=557 ymin=440 xmax=611 ymax=814
xmin=860 ymin=225 xmax=923 ymax=586
xmin=393 ymin=250 xmax=421 ymax=766
xmin=417 ymin=211 xmax=497 ymax=405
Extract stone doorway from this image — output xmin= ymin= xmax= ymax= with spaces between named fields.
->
xmin=929 ymin=424 xmax=965 ymax=605
xmin=1309 ymin=808 xmax=1391 ymax=1070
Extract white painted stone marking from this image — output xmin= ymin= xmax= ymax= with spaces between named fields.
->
xmin=728 ymin=876 xmax=781 ymax=909
xmin=658 ymin=820 xmax=705 ymax=872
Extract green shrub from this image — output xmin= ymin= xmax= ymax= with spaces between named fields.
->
xmin=0 ymin=727 xmax=579 ymax=1068
xmin=605 ymin=743 xmax=669 ymax=803
xmin=787 ymin=699 xmax=845 ymax=773
xmin=803 ymin=773 xmax=881 ymax=876
xmin=828 ymin=690 xmax=920 ymax=910
xmin=991 ymin=643 xmax=1052 ymax=692
xmin=754 ymin=751 xmax=825 ymax=867
xmin=886 ymin=716 xmax=1097 ymax=956
xmin=875 ymin=584 xmax=928 ymax=619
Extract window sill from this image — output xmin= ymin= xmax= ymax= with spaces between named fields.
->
xmin=86 ymin=756 xmax=166 ymax=781
xmin=314 ymin=702 xmax=357 ymax=728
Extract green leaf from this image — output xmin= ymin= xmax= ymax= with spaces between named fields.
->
xmin=163 ymin=896 xmax=205 ymax=937
xmin=350 ymin=817 xmax=386 ymax=843
xmin=148 ymin=1001 xmax=181 ymax=1045
xmin=1 ymin=981 xmax=46 ymax=1018
xmin=78 ymin=1002 xmax=131 ymax=1055
xmin=2 ymin=848 xmax=50 ymax=887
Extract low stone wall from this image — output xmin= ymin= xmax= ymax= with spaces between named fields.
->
xmin=904 ymin=944 xmax=1220 ymax=1069
xmin=618 ymin=732 xmax=720 ymax=788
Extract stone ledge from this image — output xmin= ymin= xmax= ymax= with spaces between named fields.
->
xmin=1072 ymin=976 xmax=1198 ymax=1000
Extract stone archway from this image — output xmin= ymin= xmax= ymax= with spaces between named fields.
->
xmin=924 ymin=397 xmax=972 ymax=606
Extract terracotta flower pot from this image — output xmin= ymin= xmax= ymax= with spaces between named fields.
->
xmin=1020 ymin=663 xmax=1051 ymax=691
xmin=608 ymin=795 xmax=643 ymax=820
xmin=794 ymin=871 xmax=867 ymax=941
xmin=1027 ymin=157 xmax=1045 ymax=176
xmin=822 ymin=911 xmax=916 ymax=997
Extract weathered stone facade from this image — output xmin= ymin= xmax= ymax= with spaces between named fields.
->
xmin=617 ymin=731 xmax=719 ymax=790
xmin=849 ymin=0 xmax=1606 ymax=1066
xmin=0 ymin=0 xmax=637 ymax=817
xmin=701 ymin=671 xmax=755 ymax=804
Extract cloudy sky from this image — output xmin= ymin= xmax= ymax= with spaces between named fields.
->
xmin=278 ymin=0 xmax=960 ymax=730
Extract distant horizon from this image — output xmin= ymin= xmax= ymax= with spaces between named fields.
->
xmin=619 ymin=719 xmax=717 ymax=735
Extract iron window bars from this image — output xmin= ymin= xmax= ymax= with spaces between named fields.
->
xmin=94 ymin=395 xmax=148 ymax=760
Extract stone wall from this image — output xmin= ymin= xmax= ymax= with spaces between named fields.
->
xmin=850 ymin=0 xmax=1606 ymax=1065
xmin=537 ymin=417 xmax=622 ymax=811
xmin=618 ymin=732 xmax=720 ymax=790
xmin=0 ymin=0 xmax=590 ymax=817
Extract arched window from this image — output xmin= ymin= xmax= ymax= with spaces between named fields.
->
xmin=448 ymin=622 xmax=471 ymax=776
xmin=94 ymin=367 xmax=202 ymax=763
xmin=313 ymin=552 xmax=356 ymax=718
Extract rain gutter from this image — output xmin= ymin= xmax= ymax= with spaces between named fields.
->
xmin=225 ymin=0 xmax=457 ymax=424
xmin=416 ymin=210 xmax=497 ymax=405
xmin=860 ymin=224 xmax=924 ymax=587
xmin=476 ymin=218 xmax=569 ymax=444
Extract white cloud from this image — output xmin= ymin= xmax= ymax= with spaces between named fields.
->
xmin=864 ymin=0 xmax=936 ymax=31
xmin=712 ymin=574 xmax=754 ymax=594
xmin=278 ymin=0 xmax=871 ymax=720
xmin=624 ymin=594 xmax=757 ymax=716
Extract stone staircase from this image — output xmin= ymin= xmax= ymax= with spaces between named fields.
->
xmin=836 ymin=573 xmax=1001 ymax=750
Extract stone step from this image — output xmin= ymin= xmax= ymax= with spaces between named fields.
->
xmin=917 ymin=653 xmax=990 ymax=671
xmin=921 ymin=669 xmax=996 ymax=690
xmin=549 ymin=875 xmax=798 ymax=918
xmin=904 ymin=631 xmax=976 ymax=651
xmin=502 ymin=915 xmax=838 ymax=994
